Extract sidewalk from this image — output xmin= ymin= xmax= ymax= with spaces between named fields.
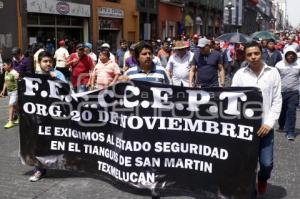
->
xmin=0 ymin=97 xmax=299 ymax=199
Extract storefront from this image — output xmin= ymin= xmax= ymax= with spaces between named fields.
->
xmin=25 ymin=0 xmax=91 ymax=51
xmin=98 ymin=7 xmax=124 ymax=52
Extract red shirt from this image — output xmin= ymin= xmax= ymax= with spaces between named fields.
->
xmin=68 ymin=53 xmax=94 ymax=87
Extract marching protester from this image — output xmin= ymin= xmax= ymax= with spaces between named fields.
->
xmin=157 ymin=40 xmax=171 ymax=68
xmin=90 ymin=48 xmax=120 ymax=90
xmin=123 ymin=44 xmax=138 ymax=72
xmin=84 ymin=42 xmax=97 ymax=65
xmin=54 ymin=40 xmax=70 ymax=81
xmin=66 ymin=43 xmax=94 ymax=93
xmin=98 ymin=43 xmax=116 ymax=63
xmin=189 ymin=34 xmax=200 ymax=54
xmin=11 ymin=47 xmax=33 ymax=76
xmin=29 ymin=50 xmax=67 ymax=182
xmin=119 ymin=41 xmax=170 ymax=199
xmin=262 ymin=39 xmax=282 ymax=67
xmin=0 ymin=58 xmax=19 ymax=129
xmin=275 ymin=46 xmax=300 ymax=141
xmin=232 ymin=41 xmax=282 ymax=195
xmin=284 ymin=35 xmax=299 ymax=51
xmin=189 ymin=37 xmax=225 ymax=87
xmin=116 ymin=40 xmax=128 ymax=69
xmin=121 ymin=41 xmax=170 ymax=84
xmin=166 ymin=40 xmax=194 ymax=86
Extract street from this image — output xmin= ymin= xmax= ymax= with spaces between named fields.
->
xmin=0 ymin=97 xmax=299 ymax=199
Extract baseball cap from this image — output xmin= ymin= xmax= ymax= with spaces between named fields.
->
xmin=198 ymin=38 xmax=210 ymax=48
xmin=76 ymin=43 xmax=84 ymax=49
xmin=85 ymin=42 xmax=92 ymax=49
xmin=101 ymin=43 xmax=110 ymax=48
xmin=58 ymin=40 xmax=65 ymax=46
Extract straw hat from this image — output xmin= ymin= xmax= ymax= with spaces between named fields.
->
xmin=172 ymin=40 xmax=189 ymax=50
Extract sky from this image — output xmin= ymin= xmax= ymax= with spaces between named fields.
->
xmin=286 ymin=0 xmax=300 ymax=27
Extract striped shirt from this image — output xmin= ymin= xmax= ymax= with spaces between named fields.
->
xmin=125 ymin=63 xmax=171 ymax=84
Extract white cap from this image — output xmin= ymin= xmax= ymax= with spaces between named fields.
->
xmin=198 ymin=38 xmax=210 ymax=48
xmin=101 ymin=43 xmax=110 ymax=48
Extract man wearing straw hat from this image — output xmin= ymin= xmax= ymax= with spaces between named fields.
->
xmin=166 ymin=40 xmax=194 ymax=86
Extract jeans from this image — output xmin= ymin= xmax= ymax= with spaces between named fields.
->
xmin=74 ymin=84 xmax=88 ymax=93
xmin=258 ymin=130 xmax=274 ymax=182
xmin=278 ymin=91 xmax=299 ymax=135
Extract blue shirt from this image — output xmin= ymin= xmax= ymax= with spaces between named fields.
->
xmin=262 ymin=49 xmax=282 ymax=67
xmin=125 ymin=63 xmax=170 ymax=84
xmin=116 ymin=48 xmax=126 ymax=68
xmin=191 ymin=50 xmax=223 ymax=86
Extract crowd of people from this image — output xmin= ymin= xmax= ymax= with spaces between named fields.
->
xmin=0 ymin=30 xmax=300 ymax=197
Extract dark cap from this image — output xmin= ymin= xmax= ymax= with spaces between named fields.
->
xmin=11 ymin=47 xmax=21 ymax=55
xmin=76 ymin=43 xmax=84 ymax=49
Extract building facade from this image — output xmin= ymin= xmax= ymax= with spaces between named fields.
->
xmin=159 ymin=0 xmax=183 ymax=40
xmin=183 ymin=0 xmax=223 ymax=38
xmin=137 ymin=0 xmax=159 ymax=40
xmin=223 ymin=0 xmax=243 ymax=33
xmin=0 ymin=0 xmax=19 ymax=58
xmin=93 ymin=0 xmax=139 ymax=52
xmin=24 ymin=0 xmax=92 ymax=50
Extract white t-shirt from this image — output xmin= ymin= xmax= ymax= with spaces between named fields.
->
xmin=166 ymin=51 xmax=194 ymax=86
xmin=54 ymin=47 xmax=69 ymax=68
xmin=88 ymin=52 xmax=97 ymax=64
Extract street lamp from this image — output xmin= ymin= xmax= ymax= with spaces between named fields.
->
xmin=225 ymin=1 xmax=235 ymax=32
xmin=256 ymin=13 xmax=263 ymax=31
xmin=270 ymin=18 xmax=276 ymax=31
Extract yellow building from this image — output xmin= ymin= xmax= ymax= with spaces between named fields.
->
xmin=92 ymin=0 xmax=139 ymax=52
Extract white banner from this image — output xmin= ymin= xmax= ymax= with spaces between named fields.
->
xmin=27 ymin=0 xmax=91 ymax=17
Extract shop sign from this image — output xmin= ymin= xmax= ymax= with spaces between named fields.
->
xmin=98 ymin=7 xmax=124 ymax=19
xmin=56 ymin=1 xmax=70 ymax=15
xmin=27 ymin=0 xmax=91 ymax=17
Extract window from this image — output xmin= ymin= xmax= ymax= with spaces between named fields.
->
xmin=40 ymin=14 xmax=55 ymax=25
xmin=27 ymin=14 xmax=39 ymax=25
xmin=56 ymin=15 xmax=70 ymax=25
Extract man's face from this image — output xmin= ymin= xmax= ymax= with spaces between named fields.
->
xmin=121 ymin=42 xmax=127 ymax=49
xmin=176 ymin=48 xmax=187 ymax=57
xmin=267 ymin=42 xmax=275 ymax=50
xmin=193 ymin=38 xmax=198 ymax=45
xmin=39 ymin=57 xmax=53 ymax=72
xmin=77 ymin=48 xmax=85 ymax=58
xmin=13 ymin=53 xmax=22 ymax=61
xmin=262 ymin=40 xmax=268 ymax=47
xmin=3 ymin=63 xmax=11 ymax=71
xmin=214 ymin=42 xmax=221 ymax=50
xmin=245 ymin=46 xmax=262 ymax=66
xmin=99 ymin=52 xmax=109 ymax=63
xmin=138 ymin=48 xmax=152 ymax=68
xmin=163 ymin=42 xmax=168 ymax=50
xmin=84 ymin=47 xmax=91 ymax=54
xmin=285 ymin=52 xmax=296 ymax=64
xmin=200 ymin=45 xmax=210 ymax=55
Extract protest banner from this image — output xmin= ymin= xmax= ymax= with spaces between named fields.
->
xmin=18 ymin=74 xmax=262 ymax=198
